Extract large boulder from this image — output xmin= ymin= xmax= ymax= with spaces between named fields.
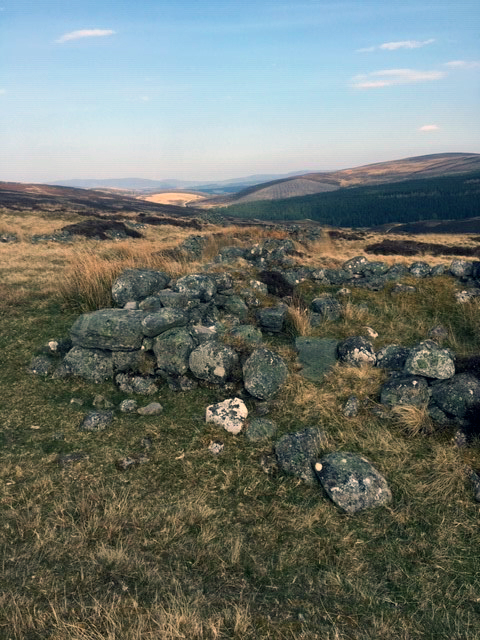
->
xmin=71 ymin=309 xmax=145 ymax=351
xmin=275 ymin=427 xmax=326 ymax=485
xmin=295 ymin=337 xmax=339 ymax=382
xmin=380 ymin=375 xmax=430 ymax=407
xmin=141 ymin=309 xmax=188 ymax=337
xmin=431 ymin=373 xmax=480 ymax=420
xmin=63 ymin=346 xmax=113 ymax=383
xmin=206 ymin=397 xmax=248 ymax=434
xmin=189 ymin=342 xmax=239 ymax=384
xmin=376 ymin=344 xmax=411 ymax=371
xmin=153 ymin=328 xmax=194 ymax=376
xmin=450 ymin=259 xmax=473 ymax=278
xmin=173 ymin=274 xmax=217 ymax=302
xmin=314 ymin=452 xmax=392 ymax=514
xmin=404 ymin=341 xmax=455 ymax=380
xmin=243 ymin=348 xmax=288 ymax=400
xmin=337 ymin=336 xmax=376 ymax=367
xmin=112 ymin=269 xmax=169 ymax=307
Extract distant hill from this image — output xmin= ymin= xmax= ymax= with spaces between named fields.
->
xmin=203 ymin=153 xmax=480 ymax=207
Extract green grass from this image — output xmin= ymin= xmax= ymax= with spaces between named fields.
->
xmin=1 ymin=224 xmax=480 ymax=639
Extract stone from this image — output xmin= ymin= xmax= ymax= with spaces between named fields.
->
xmin=41 ymin=337 xmax=73 ymax=357
xmin=112 ymin=268 xmax=169 ymax=306
xmin=249 ymin=280 xmax=268 ymax=295
xmin=384 ymin=264 xmax=409 ymax=280
xmin=189 ymin=342 xmax=239 ymax=384
xmin=295 ymin=337 xmax=339 ymax=382
xmin=363 ymin=327 xmax=378 ymax=339
xmin=430 ymin=373 xmax=480 ymax=420
xmin=153 ymin=328 xmax=194 ymax=376
xmin=314 ymin=452 xmax=392 ymax=514
xmin=92 ymin=394 xmax=114 ymax=409
xmin=70 ymin=309 xmax=145 ymax=351
xmin=245 ymin=418 xmax=277 ymax=442
xmin=208 ymin=440 xmax=225 ymax=454
xmin=391 ymin=284 xmax=416 ymax=295
xmin=324 ymin=269 xmax=350 ymax=285
xmin=220 ymin=295 xmax=248 ymax=321
xmin=215 ymin=246 xmax=246 ymax=262
xmin=28 ymin=355 xmax=54 ymax=376
xmin=210 ymin=272 xmax=234 ymax=292
xmin=404 ymin=341 xmax=455 ymax=380
xmin=137 ymin=402 xmax=163 ymax=415
xmin=115 ymin=374 xmax=158 ymax=395
xmin=428 ymin=324 xmax=449 ymax=343
xmin=409 ymin=262 xmax=431 ymax=278
xmin=380 ymin=375 xmax=430 ymax=407
xmin=119 ymin=399 xmax=138 ymax=413
xmin=156 ymin=290 xmax=189 ymax=309
xmin=138 ymin=296 xmax=163 ymax=312
xmin=243 ymin=348 xmax=289 ymax=400
xmin=342 ymin=256 xmax=370 ymax=275
xmin=343 ymin=395 xmax=359 ymax=418
xmin=174 ymin=274 xmax=217 ymax=302
xmin=57 ymin=452 xmax=88 ymax=466
xmin=229 ymin=324 xmax=263 ymax=346
xmin=376 ymin=345 xmax=410 ymax=371
xmin=112 ymin=350 xmax=156 ymax=375
xmin=256 ymin=304 xmax=288 ymax=333
xmin=310 ymin=297 xmax=342 ymax=320
xmin=141 ymin=309 xmax=188 ymax=337
xmin=450 ymin=259 xmax=473 ymax=278
xmin=166 ymin=375 xmax=198 ymax=392
xmin=63 ymin=346 xmax=113 ymax=383
xmin=190 ymin=324 xmax=218 ymax=344
xmin=79 ymin=411 xmax=114 ymax=431
xmin=337 ymin=336 xmax=376 ymax=367
xmin=275 ymin=427 xmax=326 ymax=485
xmin=206 ymin=397 xmax=248 ymax=434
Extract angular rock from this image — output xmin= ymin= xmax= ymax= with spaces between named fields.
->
xmin=343 ymin=395 xmax=359 ymax=418
xmin=275 ymin=427 xmax=326 ymax=485
xmin=380 ymin=375 xmax=430 ymax=407
xmin=190 ymin=324 xmax=218 ymax=344
xmin=153 ymin=328 xmax=194 ymax=376
xmin=141 ymin=309 xmax=188 ymax=337
xmin=249 ymin=280 xmax=268 ymax=295
xmin=229 ymin=324 xmax=263 ymax=346
xmin=71 ymin=309 xmax=145 ymax=351
xmin=295 ymin=337 xmax=339 ymax=382
xmin=337 ymin=336 xmax=376 ymax=367
xmin=189 ymin=342 xmax=239 ymax=384
xmin=310 ymin=297 xmax=342 ymax=320
xmin=257 ymin=304 xmax=287 ymax=333
xmin=409 ymin=262 xmax=431 ymax=278
xmin=137 ymin=402 xmax=163 ymax=415
xmin=314 ymin=452 xmax=392 ymax=514
xmin=156 ymin=290 xmax=189 ymax=309
xmin=112 ymin=350 xmax=156 ymax=375
xmin=112 ymin=269 xmax=169 ymax=306
xmin=404 ymin=340 xmax=455 ymax=380
xmin=245 ymin=417 xmax=277 ymax=442
xmin=119 ymin=399 xmax=138 ymax=413
xmin=430 ymin=373 xmax=480 ymax=420
xmin=206 ymin=397 xmax=248 ymax=434
xmin=63 ymin=346 xmax=113 ymax=383
xmin=243 ymin=348 xmax=288 ymax=400
xmin=138 ymin=296 xmax=163 ymax=312
xmin=57 ymin=452 xmax=88 ymax=466
xmin=210 ymin=272 xmax=234 ymax=292
xmin=342 ymin=256 xmax=370 ymax=275
xmin=92 ymin=394 xmax=114 ymax=409
xmin=115 ymin=374 xmax=158 ymax=395
xmin=376 ymin=345 xmax=410 ymax=371
xmin=79 ymin=411 xmax=114 ymax=432
xmin=220 ymin=295 xmax=248 ymax=321
xmin=28 ymin=355 xmax=55 ymax=376
xmin=174 ymin=274 xmax=217 ymax=302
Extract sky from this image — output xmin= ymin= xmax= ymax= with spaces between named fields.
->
xmin=1 ymin=0 xmax=479 ymax=183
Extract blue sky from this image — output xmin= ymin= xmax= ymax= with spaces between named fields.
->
xmin=1 ymin=0 xmax=479 ymax=182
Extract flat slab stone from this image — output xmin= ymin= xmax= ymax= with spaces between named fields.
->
xmin=275 ymin=427 xmax=327 ymax=485
xmin=71 ymin=309 xmax=145 ymax=351
xmin=295 ymin=337 xmax=339 ymax=382
xmin=314 ymin=452 xmax=392 ymax=514
xmin=245 ymin=418 xmax=277 ymax=442
xmin=206 ymin=397 xmax=248 ymax=434
xmin=112 ymin=269 xmax=169 ymax=306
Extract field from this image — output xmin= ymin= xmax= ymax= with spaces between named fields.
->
xmin=1 ymin=206 xmax=480 ymax=639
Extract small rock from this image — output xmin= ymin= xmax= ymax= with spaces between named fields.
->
xmin=93 ymin=394 xmax=114 ymax=409
xmin=57 ymin=452 xmax=88 ymax=466
xmin=337 ymin=336 xmax=376 ymax=367
xmin=137 ymin=402 xmax=163 ymax=416
xmin=208 ymin=440 xmax=224 ymax=455
xmin=119 ymin=399 xmax=138 ymax=413
xmin=404 ymin=340 xmax=455 ymax=380
xmin=245 ymin=418 xmax=277 ymax=442
xmin=116 ymin=457 xmax=138 ymax=471
xmin=275 ymin=427 xmax=326 ymax=485
xmin=428 ymin=325 xmax=449 ymax=343
xmin=363 ymin=327 xmax=378 ymax=339
xmin=391 ymin=284 xmax=417 ymax=295
xmin=243 ymin=348 xmax=288 ymax=400
xmin=166 ymin=375 xmax=198 ymax=392
xmin=70 ymin=397 xmax=84 ymax=406
xmin=343 ymin=395 xmax=359 ymax=418
xmin=79 ymin=411 xmax=114 ymax=431
xmin=380 ymin=375 xmax=430 ymax=408
xmin=206 ymin=397 xmax=248 ymax=434
xmin=28 ymin=355 xmax=54 ymax=376
xmin=116 ymin=374 xmax=158 ymax=395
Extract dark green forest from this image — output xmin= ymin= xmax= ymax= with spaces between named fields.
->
xmin=216 ymin=172 xmax=480 ymax=227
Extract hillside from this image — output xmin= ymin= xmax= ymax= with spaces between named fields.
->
xmin=202 ymin=153 xmax=480 ymax=207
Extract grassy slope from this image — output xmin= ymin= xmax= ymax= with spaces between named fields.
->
xmin=1 ymin=212 xmax=480 ymax=639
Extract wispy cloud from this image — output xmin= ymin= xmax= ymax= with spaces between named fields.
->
xmin=445 ymin=60 xmax=480 ymax=69
xmin=56 ymin=29 xmax=115 ymax=44
xmin=352 ymin=68 xmax=446 ymax=89
xmin=357 ymin=39 xmax=435 ymax=53
xmin=419 ymin=124 xmax=439 ymax=132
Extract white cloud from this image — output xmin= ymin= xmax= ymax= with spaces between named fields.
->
xmin=0 ymin=89 xmax=6 ymax=95
xmin=352 ymin=68 xmax=446 ymax=89
xmin=419 ymin=125 xmax=439 ymax=132
xmin=357 ymin=39 xmax=435 ymax=53
xmin=56 ymin=29 xmax=115 ymax=44
xmin=445 ymin=60 xmax=480 ymax=69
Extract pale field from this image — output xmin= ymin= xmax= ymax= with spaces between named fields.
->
xmin=141 ymin=192 xmax=207 ymax=206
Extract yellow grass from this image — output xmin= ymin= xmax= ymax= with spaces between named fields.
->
xmin=142 ymin=192 xmax=207 ymax=206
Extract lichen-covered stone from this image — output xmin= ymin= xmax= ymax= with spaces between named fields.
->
xmin=245 ymin=417 xmax=277 ymax=442
xmin=295 ymin=337 xmax=339 ymax=382
xmin=380 ymin=375 xmax=430 ymax=407
xmin=153 ymin=328 xmax=194 ymax=376
xmin=141 ymin=309 xmax=188 ymax=337
xmin=115 ymin=374 xmax=158 ymax=395
xmin=28 ymin=355 xmax=55 ymax=376
xmin=137 ymin=402 xmax=163 ymax=415
xmin=63 ymin=346 xmax=113 ymax=383
xmin=337 ymin=336 xmax=376 ymax=367
xmin=375 ymin=345 xmax=410 ymax=371
xmin=343 ymin=395 xmax=359 ymax=417
xmin=409 ymin=262 xmax=431 ymax=278
xmin=450 ymin=259 xmax=473 ymax=278
xmin=71 ymin=309 xmax=145 ymax=351
xmin=206 ymin=397 xmax=248 ymax=434
xmin=112 ymin=269 xmax=169 ymax=306
xmin=314 ymin=452 xmax=392 ymax=514
xmin=310 ymin=297 xmax=342 ymax=320
xmin=119 ymin=399 xmax=138 ymax=413
xmin=342 ymin=256 xmax=370 ymax=275
xmin=189 ymin=342 xmax=239 ymax=384
xmin=243 ymin=348 xmax=288 ymax=400
xmin=430 ymin=373 xmax=480 ymax=419
xmin=112 ymin=350 xmax=156 ymax=375
xmin=79 ymin=411 xmax=114 ymax=431
xmin=156 ymin=290 xmax=189 ymax=309
xmin=229 ymin=324 xmax=263 ymax=346
xmin=275 ymin=427 xmax=326 ymax=485
xmin=404 ymin=340 xmax=455 ymax=380
xmin=256 ymin=304 xmax=287 ymax=333
xmin=174 ymin=274 xmax=217 ymax=302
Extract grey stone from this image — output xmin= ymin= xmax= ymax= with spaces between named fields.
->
xmin=365 ymin=261 xmax=389 ymax=276
xmin=156 ymin=290 xmax=189 ymax=309
xmin=275 ymin=427 xmax=326 ymax=485
xmin=177 ymin=234 xmax=208 ymax=258
xmin=153 ymin=328 xmax=194 ymax=376
xmin=221 ymin=295 xmax=248 ymax=321
xmin=343 ymin=395 xmax=359 ymax=418
xmin=190 ymin=323 xmax=218 ymax=344
xmin=137 ymin=402 xmax=163 ymax=415
xmin=314 ymin=452 xmax=392 ymax=514
xmin=71 ymin=309 xmax=145 ymax=351
xmin=229 ymin=324 xmax=263 ymax=346
xmin=41 ymin=337 xmax=73 ymax=357
xmin=249 ymin=280 xmax=268 ymax=295
xmin=119 ymin=399 xmax=138 ymax=413
xmin=115 ymin=374 xmax=158 ymax=395
xmin=324 ymin=269 xmax=351 ymax=285
xmin=57 ymin=452 xmax=88 ymax=466
xmin=138 ymin=296 xmax=163 ymax=312
xmin=166 ymin=375 xmax=198 ymax=391
xmin=409 ymin=262 xmax=431 ymax=278
xmin=210 ymin=272 xmax=234 ymax=292
xmin=430 ymin=264 xmax=446 ymax=277
xmin=450 ymin=259 xmax=473 ymax=278
xmin=430 ymin=373 xmax=480 ymax=419
xmin=215 ymin=246 xmax=246 ymax=262
xmin=28 ymin=355 xmax=54 ymax=376
xmin=112 ymin=268 xmax=169 ymax=306
xmin=112 ymin=350 xmax=156 ymax=375
xmin=189 ymin=342 xmax=239 ymax=384
xmin=124 ymin=301 xmax=138 ymax=310
xmin=92 ymin=394 xmax=114 ymax=409
xmin=245 ymin=418 xmax=277 ymax=442
xmin=380 ymin=375 xmax=431 ymax=407
xmin=384 ymin=264 xmax=409 ymax=280
xmin=79 ymin=411 xmax=114 ymax=431
xmin=375 ymin=345 xmax=410 ymax=371
xmin=310 ymin=297 xmax=342 ymax=320
xmin=257 ymin=304 xmax=287 ymax=333
xmin=404 ymin=340 xmax=455 ymax=380
xmin=337 ymin=336 xmax=376 ymax=367
xmin=174 ymin=274 xmax=217 ymax=302
xmin=141 ymin=309 xmax=188 ymax=337
xmin=206 ymin=397 xmax=248 ymax=434
xmin=343 ymin=256 xmax=370 ymax=275
xmin=243 ymin=348 xmax=288 ymax=400
xmin=63 ymin=346 xmax=113 ymax=383
xmin=428 ymin=324 xmax=449 ymax=343
xmin=295 ymin=337 xmax=339 ymax=382
xmin=391 ymin=284 xmax=417 ymax=295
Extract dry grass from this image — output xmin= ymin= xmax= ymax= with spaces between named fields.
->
xmin=391 ymin=404 xmax=435 ymax=436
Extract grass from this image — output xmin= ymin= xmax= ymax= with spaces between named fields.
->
xmin=1 ymin=208 xmax=480 ymax=639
